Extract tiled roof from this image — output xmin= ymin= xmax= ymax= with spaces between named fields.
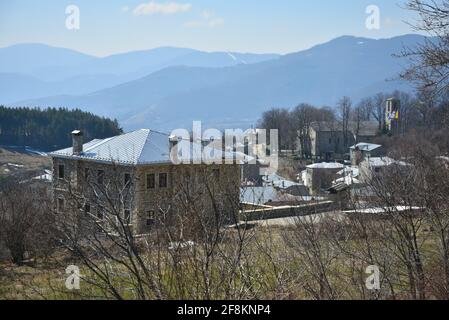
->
xmin=49 ymin=129 xmax=239 ymax=165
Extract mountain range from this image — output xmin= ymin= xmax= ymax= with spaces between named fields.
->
xmin=0 ymin=44 xmax=278 ymax=102
xmin=1 ymin=35 xmax=425 ymax=131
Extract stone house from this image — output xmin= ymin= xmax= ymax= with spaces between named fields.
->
xmin=50 ymin=129 xmax=241 ymax=236
xmin=358 ymin=157 xmax=408 ymax=183
xmin=298 ymin=121 xmax=379 ymax=161
xmin=302 ymin=162 xmax=345 ymax=195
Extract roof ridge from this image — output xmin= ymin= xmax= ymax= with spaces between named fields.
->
xmin=84 ymin=137 xmax=114 ymax=152
xmin=136 ymin=129 xmax=169 ymax=164
xmin=85 ymin=129 xmax=150 ymax=162
xmin=148 ymin=129 xmax=169 ymax=136
xmin=135 ymin=129 xmax=154 ymax=164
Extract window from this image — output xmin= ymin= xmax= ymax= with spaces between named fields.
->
xmin=84 ymin=168 xmax=89 ymax=180
xmin=146 ymin=174 xmax=155 ymax=189
xmin=84 ymin=203 xmax=90 ymax=215
xmin=159 ymin=173 xmax=168 ymax=188
xmin=124 ymin=209 xmax=131 ymax=225
xmin=146 ymin=210 xmax=155 ymax=226
xmin=124 ymin=173 xmax=131 ymax=187
xmin=212 ymin=168 xmax=220 ymax=180
xmin=57 ymin=198 xmax=64 ymax=213
xmin=97 ymin=170 xmax=105 ymax=185
xmin=97 ymin=206 xmax=104 ymax=220
xmin=58 ymin=164 xmax=65 ymax=179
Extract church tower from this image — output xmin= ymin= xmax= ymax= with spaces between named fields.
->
xmin=385 ymin=98 xmax=401 ymax=134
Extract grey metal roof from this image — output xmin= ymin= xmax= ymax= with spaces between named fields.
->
xmin=241 ymin=186 xmax=279 ymax=205
xmin=350 ymin=143 xmax=382 ymax=152
xmin=49 ymin=129 xmax=239 ymax=165
xmin=365 ymin=157 xmax=409 ymax=167
xmin=310 ymin=121 xmax=378 ymax=136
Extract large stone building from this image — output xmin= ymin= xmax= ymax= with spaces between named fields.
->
xmin=49 ymin=129 xmax=241 ymax=236
xmin=297 ymin=121 xmax=379 ymax=161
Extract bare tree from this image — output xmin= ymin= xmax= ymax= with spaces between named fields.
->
xmin=337 ymin=96 xmax=352 ymax=149
xmin=290 ymin=104 xmax=336 ymax=158
xmin=258 ymin=108 xmax=294 ymax=150
xmin=0 ymin=179 xmax=54 ymax=266
xmin=53 ymin=162 xmax=271 ymax=300
xmin=400 ymin=0 xmax=449 ymax=97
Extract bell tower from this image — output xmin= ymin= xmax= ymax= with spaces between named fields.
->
xmin=385 ymin=98 xmax=401 ymax=134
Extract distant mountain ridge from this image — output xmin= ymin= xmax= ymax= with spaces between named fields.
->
xmin=0 ymin=44 xmax=280 ymax=79
xmin=0 ymin=43 xmax=279 ymax=103
xmin=2 ymin=35 xmax=426 ymax=131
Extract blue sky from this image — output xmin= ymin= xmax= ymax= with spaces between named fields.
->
xmin=0 ymin=0 xmax=420 ymax=56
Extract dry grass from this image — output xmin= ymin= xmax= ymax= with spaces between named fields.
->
xmin=0 ymin=148 xmax=50 ymax=178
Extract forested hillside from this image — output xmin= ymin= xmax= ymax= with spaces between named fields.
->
xmin=0 ymin=106 xmax=122 ymax=151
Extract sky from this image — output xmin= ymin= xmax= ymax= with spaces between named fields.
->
xmin=0 ymin=0 xmax=421 ymax=56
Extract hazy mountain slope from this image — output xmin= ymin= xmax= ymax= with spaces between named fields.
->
xmin=0 ymin=73 xmax=56 ymax=104
xmin=0 ymin=44 xmax=280 ymax=100
xmin=63 ymin=48 xmax=278 ymax=78
xmin=14 ymin=66 xmax=239 ymax=118
xmin=0 ymin=44 xmax=279 ymax=81
xmin=0 ymin=72 xmax=142 ymax=103
xmin=9 ymin=35 xmax=425 ymax=130
xmin=123 ymin=34 xmax=422 ymax=129
xmin=0 ymin=43 xmax=96 ymax=76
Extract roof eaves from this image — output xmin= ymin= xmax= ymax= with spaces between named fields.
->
xmin=49 ymin=152 xmax=137 ymax=166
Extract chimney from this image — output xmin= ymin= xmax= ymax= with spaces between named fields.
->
xmin=72 ymin=130 xmax=83 ymax=155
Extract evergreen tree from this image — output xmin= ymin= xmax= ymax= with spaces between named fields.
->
xmin=0 ymin=106 xmax=123 ymax=151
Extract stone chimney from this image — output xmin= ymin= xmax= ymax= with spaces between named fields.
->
xmin=72 ymin=130 xmax=83 ymax=155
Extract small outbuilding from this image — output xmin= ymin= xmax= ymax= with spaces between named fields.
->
xmin=303 ymin=162 xmax=345 ymax=195
xmin=350 ymin=143 xmax=384 ymax=165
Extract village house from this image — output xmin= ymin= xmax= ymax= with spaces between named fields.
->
xmin=49 ymin=129 xmax=241 ymax=235
xmin=358 ymin=156 xmax=408 ymax=183
xmin=301 ymin=162 xmax=345 ymax=195
xmin=297 ymin=121 xmax=379 ymax=161
xmin=349 ymin=142 xmax=384 ymax=165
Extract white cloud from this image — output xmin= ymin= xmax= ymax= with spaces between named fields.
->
xmin=208 ymin=18 xmax=224 ymax=28
xmin=133 ymin=1 xmax=192 ymax=16
xmin=184 ymin=10 xmax=224 ymax=28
